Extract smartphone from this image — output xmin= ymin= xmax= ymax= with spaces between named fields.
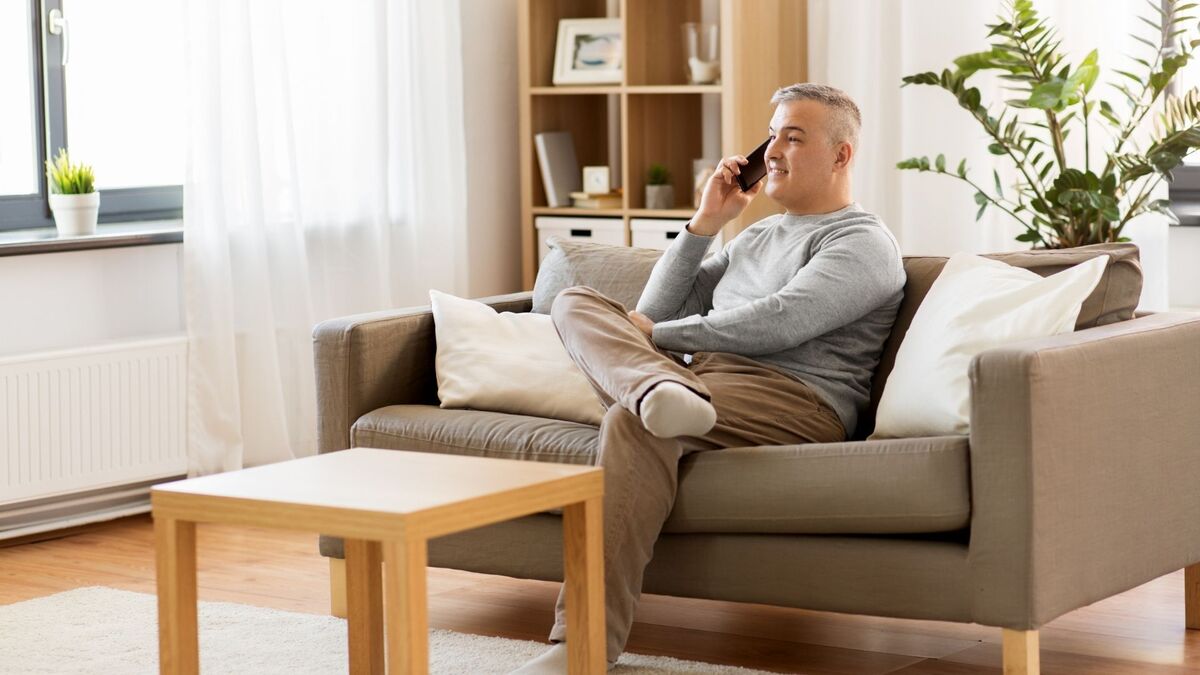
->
xmin=735 ymin=138 xmax=770 ymax=192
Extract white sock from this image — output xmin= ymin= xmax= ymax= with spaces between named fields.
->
xmin=509 ymin=643 xmax=569 ymax=674
xmin=509 ymin=642 xmax=618 ymax=674
xmin=637 ymin=381 xmax=717 ymax=439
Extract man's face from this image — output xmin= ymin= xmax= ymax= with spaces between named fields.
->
xmin=763 ymin=100 xmax=849 ymax=210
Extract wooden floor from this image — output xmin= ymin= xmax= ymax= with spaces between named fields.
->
xmin=2 ymin=515 xmax=1200 ymax=673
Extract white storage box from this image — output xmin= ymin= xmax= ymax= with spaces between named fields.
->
xmin=631 ymin=218 xmax=723 ymax=252
xmin=535 ymin=216 xmax=625 ymax=261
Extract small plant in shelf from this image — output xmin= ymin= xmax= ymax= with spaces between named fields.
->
xmin=645 ymin=163 xmax=674 ymax=209
xmin=647 ymin=163 xmax=670 ymax=185
xmin=45 ymin=148 xmax=100 ymax=237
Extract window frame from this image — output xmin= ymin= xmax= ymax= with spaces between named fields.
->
xmin=0 ymin=0 xmax=182 ymax=233
xmin=1164 ymin=0 xmax=1200 ymax=226
xmin=1167 ymin=164 xmax=1200 ymax=226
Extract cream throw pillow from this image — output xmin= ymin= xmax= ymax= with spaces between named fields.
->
xmin=429 ymin=290 xmax=604 ymax=425
xmin=871 ymin=252 xmax=1107 ymax=439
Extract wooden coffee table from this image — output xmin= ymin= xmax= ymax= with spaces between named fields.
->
xmin=151 ymin=448 xmax=605 ymax=675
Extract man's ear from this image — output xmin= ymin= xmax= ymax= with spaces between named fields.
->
xmin=834 ymin=141 xmax=854 ymax=170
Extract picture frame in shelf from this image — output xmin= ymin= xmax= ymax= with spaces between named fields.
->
xmin=553 ymin=18 xmax=622 ymax=85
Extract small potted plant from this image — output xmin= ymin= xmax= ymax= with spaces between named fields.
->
xmin=645 ymin=163 xmax=674 ymax=210
xmin=45 ymin=149 xmax=98 ymax=236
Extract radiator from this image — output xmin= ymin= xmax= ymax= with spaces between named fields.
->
xmin=0 ymin=336 xmax=188 ymax=538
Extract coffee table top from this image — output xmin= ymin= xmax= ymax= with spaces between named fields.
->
xmin=151 ymin=448 xmax=603 ymax=540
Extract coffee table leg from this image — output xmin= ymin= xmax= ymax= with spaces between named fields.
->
xmin=383 ymin=537 xmax=429 ymax=675
xmin=345 ymin=539 xmax=384 ymax=675
xmin=155 ymin=516 xmax=198 ymax=675
xmin=563 ymin=496 xmax=605 ymax=674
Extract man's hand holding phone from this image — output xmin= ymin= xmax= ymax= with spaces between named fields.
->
xmin=689 ymin=139 xmax=769 ymax=237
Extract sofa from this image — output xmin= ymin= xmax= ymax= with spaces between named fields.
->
xmin=313 ymin=241 xmax=1200 ymax=674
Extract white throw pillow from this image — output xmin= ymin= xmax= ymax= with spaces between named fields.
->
xmin=871 ymin=252 xmax=1108 ymax=439
xmin=429 ymin=290 xmax=604 ymax=425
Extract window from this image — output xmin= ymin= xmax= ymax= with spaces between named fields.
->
xmin=0 ymin=1 xmax=41 ymax=201
xmin=1169 ymin=42 xmax=1200 ymax=224
xmin=0 ymin=0 xmax=184 ymax=232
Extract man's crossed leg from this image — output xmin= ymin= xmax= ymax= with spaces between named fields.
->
xmin=512 ymin=286 xmax=844 ymax=673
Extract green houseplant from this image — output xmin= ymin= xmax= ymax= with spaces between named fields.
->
xmin=898 ymin=0 xmax=1200 ymax=248
xmin=45 ymin=148 xmax=99 ymax=236
xmin=645 ymin=163 xmax=674 ymax=209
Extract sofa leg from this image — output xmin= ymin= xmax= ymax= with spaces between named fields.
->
xmin=1187 ymin=563 xmax=1200 ymax=630
xmin=1001 ymin=628 xmax=1039 ymax=675
xmin=330 ymin=557 xmax=348 ymax=619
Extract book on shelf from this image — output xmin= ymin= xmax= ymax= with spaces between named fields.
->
xmin=570 ymin=190 xmax=622 ymax=209
xmin=533 ymin=131 xmax=580 ymax=208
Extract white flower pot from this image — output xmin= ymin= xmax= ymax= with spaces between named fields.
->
xmin=49 ymin=192 xmax=100 ymax=236
xmin=645 ymin=185 xmax=674 ymax=210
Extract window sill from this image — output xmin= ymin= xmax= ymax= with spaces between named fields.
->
xmin=0 ymin=220 xmax=183 ymax=257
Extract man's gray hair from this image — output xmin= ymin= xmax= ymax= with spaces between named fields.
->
xmin=771 ymin=83 xmax=861 ymax=148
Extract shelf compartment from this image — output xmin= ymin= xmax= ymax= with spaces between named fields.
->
xmin=625 ymin=0 xmax=708 ymax=86
xmin=626 ymin=93 xmax=705 ymax=211
xmin=535 ymin=214 xmax=625 ymax=261
xmin=530 ymin=94 xmax=616 ymax=209
xmin=527 ymin=0 xmax=615 ymax=89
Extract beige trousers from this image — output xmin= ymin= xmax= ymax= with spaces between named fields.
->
xmin=546 ymin=286 xmax=846 ymax=661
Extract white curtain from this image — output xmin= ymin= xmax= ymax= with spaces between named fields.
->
xmin=183 ymin=0 xmax=468 ymax=474
xmin=808 ymin=0 xmax=1171 ymax=278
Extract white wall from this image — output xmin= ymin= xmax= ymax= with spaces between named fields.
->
xmin=1170 ymin=227 xmax=1200 ymax=309
xmin=460 ymin=0 xmax=522 ymax=297
xmin=0 ymin=244 xmax=184 ymax=357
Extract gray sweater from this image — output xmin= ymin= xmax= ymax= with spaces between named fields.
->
xmin=637 ymin=203 xmax=905 ymax=435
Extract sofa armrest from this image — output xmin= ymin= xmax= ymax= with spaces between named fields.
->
xmin=967 ymin=312 xmax=1200 ymax=629
xmin=313 ymin=291 xmax=534 ymax=454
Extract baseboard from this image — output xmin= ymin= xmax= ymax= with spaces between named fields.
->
xmin=0 ymin=475 xmax=185 ymax=541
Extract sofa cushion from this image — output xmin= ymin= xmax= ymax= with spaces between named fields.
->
xmin=532 ymin=239 xmax=663 ymax=314
xmin=858 ymin=242 xmax=1142 ymax=438
xmin=352 ymin=405 xmax=970 ymax=534
xmin=429 ymin=290 xmax=604 ymax=425
xmin=871 ymin=253 xmax=1108 ymax=439
xmin=666 ymin=435 xmax=970 ymax=534
xmin=353 ymin=404 xmax=598 ymax=465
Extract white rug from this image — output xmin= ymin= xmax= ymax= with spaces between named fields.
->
xmin=0 ymin=587 xmax=779 ymax=674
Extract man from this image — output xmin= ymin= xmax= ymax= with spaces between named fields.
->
xmin=513 ymin=83 xmax=906 ymax=673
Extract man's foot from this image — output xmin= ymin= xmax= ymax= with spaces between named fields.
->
xmin=509 ymin=642 xmax=568 ymax=674
xmin=638 ymin=381 xmax=717 ymax=438
xmin=509 ymin=642 xmax=617 ymax=674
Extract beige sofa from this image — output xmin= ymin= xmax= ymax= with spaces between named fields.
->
xmin=314 ymin=243 xmax=1200 ymax=674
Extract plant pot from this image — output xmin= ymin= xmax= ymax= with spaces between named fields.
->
xmin=49 ymin=192 xmax=100 ymax=236
xmin=645 ymin=184 xmax=674 ymax=210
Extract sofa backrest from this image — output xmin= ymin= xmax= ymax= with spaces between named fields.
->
xmin=855 ymin=243 xmax=1143 ymax=439
xmin=532 ymin=237 xmax=1144 ymax=440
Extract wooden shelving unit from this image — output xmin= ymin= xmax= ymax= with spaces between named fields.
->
xmin=518 ymin=0 xmax=807 ymax=287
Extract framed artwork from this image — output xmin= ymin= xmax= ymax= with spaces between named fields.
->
xmin=552 ymin=18 xmax=623 ymax=85
xmin=582 ymin=165 xmax=611 ymax=194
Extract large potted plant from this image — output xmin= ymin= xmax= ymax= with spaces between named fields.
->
xmin=45 ymin=149 xmax=99 ymax=237
xmin=897 ymin=0 xmax=1200 ymax=249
